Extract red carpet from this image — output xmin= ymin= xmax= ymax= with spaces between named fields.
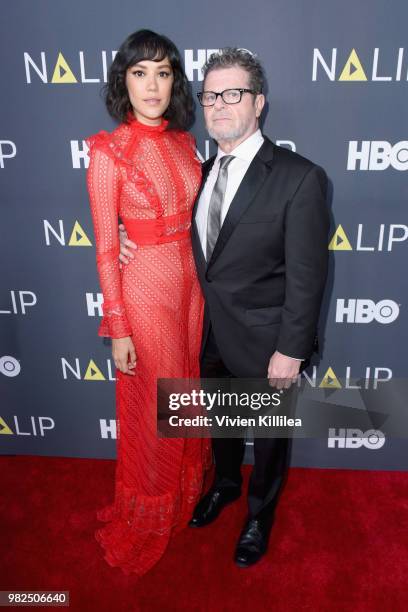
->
xmin=1 ymin=455 xmax=407 ymax=612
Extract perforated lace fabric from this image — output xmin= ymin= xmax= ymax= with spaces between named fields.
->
xmin=86 ymin=114 xmax=211 ymax=577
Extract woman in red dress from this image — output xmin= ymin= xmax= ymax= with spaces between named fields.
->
xmin=86 ymin=30 xmax=210 ymax=576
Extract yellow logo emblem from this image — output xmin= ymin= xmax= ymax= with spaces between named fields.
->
xmin=0 ymin=417 xmax=13 ymax=435
xmin=339 ymin=49 xmax=368 ymax=81
xmin=68 ymin=221 xmax=92 ymax=246
xmin=328 ymin=225 xmax=353 ymax=251
xmin=51 ymin=52 xmax=78 ymax=84
xmin=84 ymin=359 xmax=106 ymax=381
xmin=319 ymin=367 xmax=342 ymax=389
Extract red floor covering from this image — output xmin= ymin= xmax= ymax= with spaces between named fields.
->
xmin=1 ymin=455 xmax=407 ymax=612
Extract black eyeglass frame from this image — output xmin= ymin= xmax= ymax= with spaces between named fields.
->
xmin=196 ymin=88 xmax=259 ymax=106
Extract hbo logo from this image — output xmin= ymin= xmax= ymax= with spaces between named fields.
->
xmin=347 ymin=141 xmax=408 ymax=171
xmin=0 ymin=356 xmax=21 ymax=377
xmin=336 ymin=299 xmax=399 ymax=324
xmin=328 ymin=429 xmax=385 ymax=449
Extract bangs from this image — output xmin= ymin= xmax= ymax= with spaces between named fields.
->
xmin=126 ymin=36 xmax=172 ymax=68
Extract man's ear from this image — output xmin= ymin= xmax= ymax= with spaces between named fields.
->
xmin=255 ymin=93 xmax=265 ymax=118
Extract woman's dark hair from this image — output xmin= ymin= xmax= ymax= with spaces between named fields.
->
xmin=104 ymin=29 xmax=194 ymax=130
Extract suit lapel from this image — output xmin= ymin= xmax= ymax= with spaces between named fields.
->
xmin=191 ymin=156 xmax=216 ymax=270
xmin=192 ymin=156 xmax=215 ymax=221
xmin=207 ymin=137 xmax=275 ymax=270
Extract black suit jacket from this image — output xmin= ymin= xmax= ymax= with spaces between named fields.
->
xmin=191 ymin=135 xmax=330 ymax=378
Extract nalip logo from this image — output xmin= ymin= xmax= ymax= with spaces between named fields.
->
xmin=313 ymin=48 xmax=407 ymax=82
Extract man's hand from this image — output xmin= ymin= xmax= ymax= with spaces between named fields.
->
xmin=112 ymin=336 xmax=137 ymax=376
xmin=267 ymin=351 xmax=300 ymax=389
xmin=119 ymin=223 xmax=137 ymax=266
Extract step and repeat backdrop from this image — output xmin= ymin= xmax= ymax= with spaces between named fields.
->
xmin=1 ymin=1 xmax=406 ymax=469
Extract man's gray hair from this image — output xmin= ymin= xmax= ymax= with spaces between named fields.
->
xmin=202 ymin=48 xmax=265 ymax=94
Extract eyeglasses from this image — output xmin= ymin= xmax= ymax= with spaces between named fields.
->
xmin=197 ymin=88 xmax=257 ymax=107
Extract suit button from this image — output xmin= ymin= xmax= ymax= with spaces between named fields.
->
xmin=206 ymin=275 xmax=212 ymax=282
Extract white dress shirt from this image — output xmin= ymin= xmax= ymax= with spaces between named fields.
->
xmin=195 ymin=128 xmax=264 ymax=254
xmin=195 ymin=129 xmax=302 ymax=363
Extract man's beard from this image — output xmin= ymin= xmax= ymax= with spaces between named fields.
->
xmin=207 ymin=115 xmax=252 ymax=142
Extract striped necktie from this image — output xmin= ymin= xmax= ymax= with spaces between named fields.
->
xmin=206 ymin=155 xmax=235 ymax=261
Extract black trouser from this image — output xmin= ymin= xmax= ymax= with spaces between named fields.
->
xmin=200 ymin=326 xmax=294 ymax=521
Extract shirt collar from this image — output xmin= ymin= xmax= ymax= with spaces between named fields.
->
xmin=216 ymin=128 xmax=264 ymax=163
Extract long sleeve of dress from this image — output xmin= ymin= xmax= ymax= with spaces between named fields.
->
xmin=86 ymin=139 xmax=132 ymax=339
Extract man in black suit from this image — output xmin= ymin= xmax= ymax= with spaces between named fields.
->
xmin=120 ymin=48 xmax=329 ymax=568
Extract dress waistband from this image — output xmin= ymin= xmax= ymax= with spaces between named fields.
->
xmin=122 ymin=211 xmax=192 ymax=245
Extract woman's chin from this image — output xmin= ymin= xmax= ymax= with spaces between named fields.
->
xmin=136 ymin=112 xmax=164 ymax=125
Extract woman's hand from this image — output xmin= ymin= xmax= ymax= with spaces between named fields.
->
xmin=112 ymin=336 xmax=137 ymax=376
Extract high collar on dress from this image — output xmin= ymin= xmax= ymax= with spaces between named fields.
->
xmin=126 ymin=111 xmax=168 ymax=133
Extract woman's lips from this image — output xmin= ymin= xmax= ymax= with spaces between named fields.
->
xmin=144 ymin=98 xmax=161 ymax=105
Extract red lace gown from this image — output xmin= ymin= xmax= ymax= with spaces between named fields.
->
xmin=86 ymin=113 xmax=211 ymax=577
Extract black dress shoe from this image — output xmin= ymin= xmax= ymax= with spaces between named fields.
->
xmin=234 ymin=516 xmax=274 ymax=568
xmin=188 ymin=487 xmax=241 ymax=527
